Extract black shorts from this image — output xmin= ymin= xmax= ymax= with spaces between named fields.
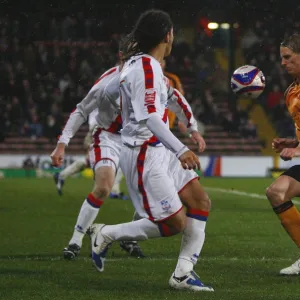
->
xmin=281 ymin=165 xmax=300 ymax=182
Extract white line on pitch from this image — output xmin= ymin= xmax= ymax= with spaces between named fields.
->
xmin=205 ymin=187 xmax=300 ymax=205
xmin=0 ymin=256 xmax=295 ymax=262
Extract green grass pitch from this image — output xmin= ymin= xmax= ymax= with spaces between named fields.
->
xmin=0 ymin=177 xmax=300 ymax=300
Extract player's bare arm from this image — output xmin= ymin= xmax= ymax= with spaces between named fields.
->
xmin=189 ymin=131 xmax=206 ymax=153
xmin=279 ymin=147 xmax=300 ymax=161
xmin=272 ymin=138 xmax=299 ymax=153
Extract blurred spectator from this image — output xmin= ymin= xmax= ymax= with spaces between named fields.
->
xmin=220 ymin=112 xmax=238 ymax=135
xmin=234 ymin=105 xmax=250 ymax=129
xmin=44 ymin=114 xmax=62 ymax=143
xmin=266 ymin=84 xmax=284 ymax=110
xmin=240 ymin=119 xmax=258 ymax=139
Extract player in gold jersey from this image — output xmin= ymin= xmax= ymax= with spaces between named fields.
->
xmin=265 ymin=33 xmax=300 ymax=275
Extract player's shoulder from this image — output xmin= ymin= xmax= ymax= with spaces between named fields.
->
xmin=164 ymin=71 xmax=180 ymax=82
xmin=91 ymin=66 xmax=120 ymax=92
xmin=97 ymin=66 xmax=120 ymax=82
xmin=133 ymin=54 xmax=162 ymax=72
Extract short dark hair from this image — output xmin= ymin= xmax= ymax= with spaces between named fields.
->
xmin=281 ymin=33 xmax=300 ymax=54
xmin=122 ymin=9 xmax=173 ymax=60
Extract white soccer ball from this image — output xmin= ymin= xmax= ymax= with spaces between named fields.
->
xmin=231 ymin=65 xmax=266 ymax=99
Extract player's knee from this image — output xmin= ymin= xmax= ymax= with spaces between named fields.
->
xmin=200 ymin=193 xmax=211 ymax=211
xmin=163 ymin=213 xmax=186 ymax=234
xmin=173 ymin=217 xmax=186 ymax=232
xmin=92 ymin=184 xmax=111 ymax=199
xmin=191 ymin=192 xmax=211 ymax=211
xmin=265 ymin=185 xmax=285 ymax=206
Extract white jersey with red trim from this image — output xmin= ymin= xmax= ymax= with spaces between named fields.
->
xmin=166 ymin=85 xmax=198 ymax=133
xmin=119 ymin=54 xmax=169 ymax=147
xmin=88 ymin=109 xmax=98 ymax=132
xmin=58 ymin=66 xmax=122 ymax=146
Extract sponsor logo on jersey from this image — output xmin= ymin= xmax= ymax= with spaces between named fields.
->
xmin=144 ymin=89 xmax=156 ymax=107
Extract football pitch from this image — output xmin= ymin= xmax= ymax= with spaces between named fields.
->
xmin=1 ymin=177 xmax=300 ymax=300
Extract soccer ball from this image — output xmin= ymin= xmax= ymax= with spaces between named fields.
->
xmin=231 ymin=65 xmax=265 ymax=99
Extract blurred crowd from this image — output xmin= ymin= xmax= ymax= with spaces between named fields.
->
xmin=3 ymin=11 xmax=293 ymax=144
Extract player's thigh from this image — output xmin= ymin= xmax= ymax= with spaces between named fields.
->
xmin=94 ymin=164 xmax=115 ymax=191
xmin=121 ymin=145 xmax=183 ymax=222
xmin=120 ymin=146 xmax=148 ymax=218
xmin=178 ymin=178 xmax=211 ymax=211
xmin=141 ymin=147 xmax=183 ymax=222
xmin=168 ymin=152 xmax=210 ymax=210
xmin=268 ymin=166 xmax=300 ymax=200
xmin=89 ymin=130 xmax=121 ymax=170
xmin=168 ymin=152 xmax=199 ymax=193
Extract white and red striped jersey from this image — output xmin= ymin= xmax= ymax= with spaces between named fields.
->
xmin=58 ymin=66 xmax=122 ymax=146
xmin=119 ymin=54 xmax=198 ymax=148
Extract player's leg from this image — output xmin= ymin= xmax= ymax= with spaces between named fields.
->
xmin=89 ymin=145 xmax=186 ymax=272
xmin=119 ymin=210 xmax=146 ymax=258
xmin=63 ymin=161 xmax=115 ymax=260
xmin=110 ymin=167 xmax=128 ymax=200
xmin=54 ymin=157 xmax=88 ymax=196
xmin=110 ymin=166 xmax=145 ymax=256
xmin=63 ymin=130 xmax=116 ymax=259
xmin=168 ymin=158 xmax=213 ymax=291
xmin=266 ymin=165 xmax=300 ymax=275
xmin=89 ymin=207 xmax=185 ymax=272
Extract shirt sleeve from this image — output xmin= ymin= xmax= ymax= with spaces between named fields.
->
xmin=131 ymin=59 xmax=163 ymax=122
xmin=88 ymin=109 xmax=98 ymax=132
xmin=57 ymin=82 xmax=102 ymax=145
xmin=167 ymin=87 xmax=198 ymax=133
xmin=146 ymin=113 xmax=189 ymax=157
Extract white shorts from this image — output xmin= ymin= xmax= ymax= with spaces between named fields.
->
xmin=120 ymin=144 xmax=198 ymax=222
xmin=89 ymin=129 xmax=122 ymax=172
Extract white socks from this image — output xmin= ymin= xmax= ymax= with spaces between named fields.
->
xmin=60 ymin=159 xmax=87 ymax=180
xmin=101 ymin=218 xmax=161 ymax=241
xmin=69 ymin=195 xmax=103 ymax=247
xmin=175 ymin=216 xmax=207 ymax=277
xmin=132 ymin=211 xmax=142 ymax=221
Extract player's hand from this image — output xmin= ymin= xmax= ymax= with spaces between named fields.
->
xmin=272 ymin=138 xmax=299 ymax=153
xmin=179 ymin=150 xmax=201 ymax=170
xmin=279 ymin=148 xmax=300 ymax=161
xmin=50 ymin=143 xmax=66 ymax=167
xmin=190 ymin=131 xmax=206 ymax=153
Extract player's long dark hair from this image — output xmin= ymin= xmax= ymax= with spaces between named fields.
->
xmin=122 ymin=9 xmax=173 ymax=61
xmin=281 ymin=33 xmax=300 ymax=53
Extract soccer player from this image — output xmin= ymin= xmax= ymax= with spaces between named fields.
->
xmin=89 ymin=9 xmax=214 ymax=292
xmin=50 ymin=41 xmax=200 ymax=261
xmin=265 ymin=33 xmax=300 ymax=275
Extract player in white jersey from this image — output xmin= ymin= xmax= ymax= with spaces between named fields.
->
xmin=50 ymin=36 xmax=202 ymax=260
xmin=89 ymin=9 xmax=214 ymax=292
xmin=53 ymin=108 xmax=98 ymax=195
xmin=50 ymin=47 xmax=146 ymax=259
